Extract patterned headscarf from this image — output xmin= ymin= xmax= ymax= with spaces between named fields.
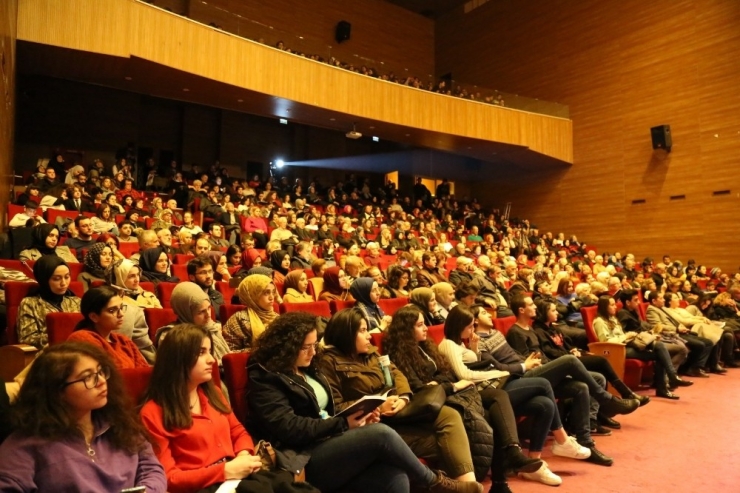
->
xmin=83 ymin=243 xmax=111 ymax=279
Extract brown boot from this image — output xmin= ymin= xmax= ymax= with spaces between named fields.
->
xmin=428 ymin=471 xmax=483 ymax=493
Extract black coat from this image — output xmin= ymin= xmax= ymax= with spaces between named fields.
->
xmin=247 ymin=362 xmax=349 ymax=471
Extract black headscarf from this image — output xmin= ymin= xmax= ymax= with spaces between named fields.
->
xmin=32 ymin=255 xmax=71 ymax=307
xmin=270 ymin=249 xmax=290 ymax=276
xmin=30 ymin=224 xmax=59 ymax=256
xmin=139 ymin=247 xmax=179 ymax=283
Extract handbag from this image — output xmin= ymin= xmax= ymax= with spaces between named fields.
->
xmin=629 ymin=332 xmax=656 ymax=351
xmin=255 ymin=440 xmax=306 ymax=482
xmin=382 ymin=384 xmax=446 ymax=425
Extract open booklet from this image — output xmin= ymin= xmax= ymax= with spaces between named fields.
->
xmin=334 ymin=388 xmax=394 ymax=418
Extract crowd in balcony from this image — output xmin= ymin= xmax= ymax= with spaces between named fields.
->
xmin=0 ymin=153 xmax=739 ymax=493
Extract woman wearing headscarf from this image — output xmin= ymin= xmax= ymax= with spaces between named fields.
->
xmin=410 ymin=287 xmax=446 ymax=326
xmin=241 ymin=248 xmax=264 ymax=271
xmin=138 ymin=247 xmax=179 ymax=286
xmin=17 ymin=256 xmax=82 ymax=349
xmin=108 ymin=259 xmax=158 ymax=363
xmin=221 ymin=274 xmax=278 ymax=353
xmin=110 ymin=259 xmax=161 ymax=309
xmin=269 ymin=249 xmax=291 ymax=285
xmin=78 ymin=242 xmax=114 ymax=292
xmin=154 ymin=282 xmax=230 ymax=364
xmin=19 ymin=223 xmax=78 ymax=263
xmin=282 ymin=269 xmax=313 ymax=303
xmin=319 ymin=266 xmax=354 ymax=302
xmin=350 ymin=277 xmax=391 ymax=333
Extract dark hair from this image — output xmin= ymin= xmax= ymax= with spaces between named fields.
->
xmin=444 ymin=305 xmax=475 ymax=344
xmin=646 ymin=290 xmax=661 ymax=303
xmin=118 ymin=219 xmax=136 ymax=230
xmin=144 ymin=324 xmax=229 ymax=431
xmin=74 ymin=214 xmax=90 ymax=228
xmin=510 ymin=294 xmax=527 ymax=317
xmin=323 ymin=307 xmax=367 ymax=358
xmin=75 ymin=286 xmax=121 ymax=331
xmin=11 ymin=342 xmax=147 ymax=454
xmin=225 ymin=245 xmax=242 ymax=265
xmin=386 ymin=265 xmax=411 ymax=290
xmin=454 ymin=281 xmax=479 ymax=301
xmin=187 ymin=255 xmax=212 ymax=277
xmin=385 ymin=305 xmax=451 ymax=382
xmin=534 ymin=298 xmax=555 ymax=325
xmin=596 ymin=295 xmax=613 ymax=319
xmin=251 ymin=311 xmax=319 ymax=372
xmin=25 ymin=200 xmax=39 ymax=209
xmin=619 ymin=288 xmax=639 ymax=305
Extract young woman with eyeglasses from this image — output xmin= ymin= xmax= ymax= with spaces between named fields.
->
xmin=248 ymin=311 xmax=482 ymax=493
xmin=67 ymin=286 xmax=149 ymax=369
xmin=0 ymin=342 xmax=166 ymax=492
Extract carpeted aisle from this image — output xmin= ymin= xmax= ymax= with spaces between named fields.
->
xmin=485 ymin=369 xmax=740 ymax=492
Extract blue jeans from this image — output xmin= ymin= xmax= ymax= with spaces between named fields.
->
xmin=503 ymin=377 xmax=560 ymax=452
xmin=305 ymin=423 xmax=436 ymax=493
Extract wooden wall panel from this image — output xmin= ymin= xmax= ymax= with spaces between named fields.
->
xmin=441 ymin=0 xmax=740 ymax=270
xmin=17 ymin=0 xmax=130 ymax=57
xmin=187 ymin=0 xmax=435 ymax=79
xmin=0 ymin=0 xmax=17 ymax=228
xmin=16 ymin=0 xmax=572 ymax=165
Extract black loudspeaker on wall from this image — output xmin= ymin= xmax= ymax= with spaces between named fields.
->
xmin=335 ymin=21 xmax=351 ymax=43
xmin=651 ymin=125 xmax=672 ymax=152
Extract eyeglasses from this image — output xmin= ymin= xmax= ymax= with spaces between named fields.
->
xmin=300 ymin=342 xmax=320 ymax=353
xmin=105 ymin=304 xmax=127 ymax=315
xmin=64 ymin=366 xmax=110 ymax=389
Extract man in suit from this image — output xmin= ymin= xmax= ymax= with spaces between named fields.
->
xmin=645 ymin=291 xmax=712 ymax=377
xmin=218 ymin=201 xmax=241 ymax=244
xmin=63 ymin=186 xmax=94 ymax=213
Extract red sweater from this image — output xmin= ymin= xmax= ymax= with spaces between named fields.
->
xmin=67 ymin=330 xmax=149 ymax=369
xmin=140 ymin=388 xmax=255 ymax=493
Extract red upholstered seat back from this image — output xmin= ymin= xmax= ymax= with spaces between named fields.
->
xmin=222 ymin=352 xmax=250 ymax=425
xmin=46 ymin=312 xmax=85 ymax=345
xmin=378 ymin=297 xmax=409 ymax=316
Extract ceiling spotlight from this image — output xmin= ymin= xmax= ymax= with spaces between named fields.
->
xmin=372 ymin=136 xmax=379 ymax=142
xmin=279 ymin=118 xmax=288 ymax=124
xmin=275 ymin=159 xmax=285 ymax=168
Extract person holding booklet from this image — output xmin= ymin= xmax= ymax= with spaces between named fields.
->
xmin=247 ymin=311 xmax=482 ymax=493
xmin=317 ymin=308 xmax=482 ymax=487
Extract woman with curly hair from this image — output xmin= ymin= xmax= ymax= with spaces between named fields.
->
xmin=0 ymin=342 xmax=166 ymax=492
xmin=383 ymin=265 xmax=411 ymax=299
xmin=248 ymin=311 xmax=481 ymax=493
